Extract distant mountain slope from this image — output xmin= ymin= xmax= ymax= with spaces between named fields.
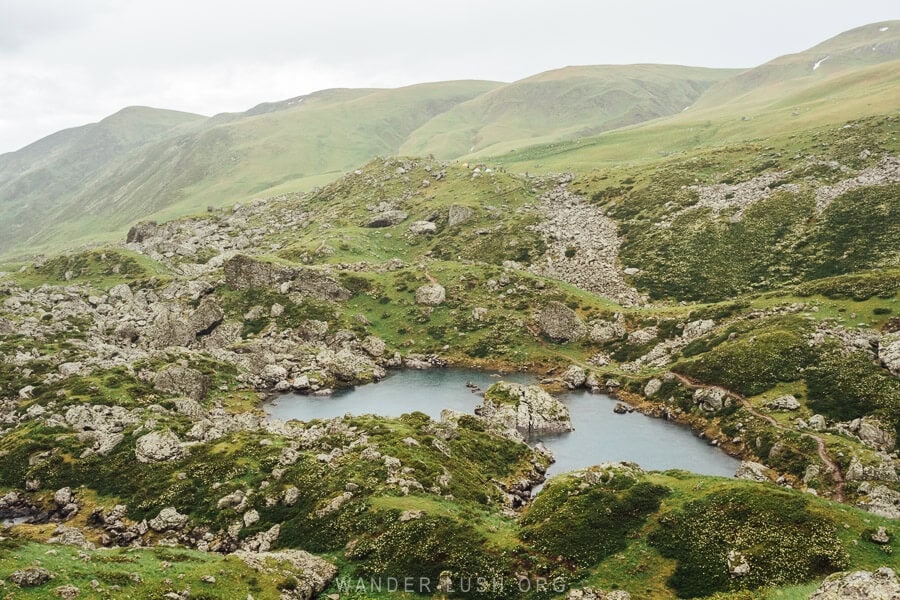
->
xmin=0 ymin=107 xmax=205 ymax=250
xmin=400 ymin=65 xmax=739 ymax=159
xmin=491 ymin=22 xmax=900 ymax=173
xmin=1 ymin=21 xmax=898 ymax=258
xmin=693 ymin=20 xmax=900 ymax=110
xmin=0 ymin=81 xmax=501 ymax=255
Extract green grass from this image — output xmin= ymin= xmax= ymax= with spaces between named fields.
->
xmin=0 ymin=539 xmax=296 ymax=599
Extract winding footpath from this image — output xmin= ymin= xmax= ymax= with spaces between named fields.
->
xmin=672 ymin=373 xmax=845 ymax=502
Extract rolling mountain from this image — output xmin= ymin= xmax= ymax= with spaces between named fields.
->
xmin=0 ymin=21 xmax=898 ymax=258
xmin=398 ymin=64 xmax=738 ymax=158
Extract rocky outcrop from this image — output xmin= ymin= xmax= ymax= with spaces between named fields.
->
xmin=233 ymin=550 xmax=337 ymax=600
xmin=448 ymin=204 xmax=474 ymax=227
xmin=734 ymin=461 xmax=773 ymax=482
xmin=224 ymin=255 xmax=296 ymax=289
xmin=148 ymin=506 xmax=190 ymax=532
xmin=365 ymin=210 xmax=408 ymax=228
xmin=476 ymin=382 xmax=573 ymax=435
xmin=846 ymin=455 xmax=897 ymax=482
xmin=855 ymin=482 xmax=900 ymax=519
xmin=589 ymin=316 xmax=626 ymax=343
xmin=877 ymin=332 xmax=900 ymax=376
xmin=154 ymin=365 xmax=209 ymax=401
xmin=693 ymin=387 xmax=731 ymax=413
xmin=9 ymin=567 xmax=53 ymax=587
xmin=809 ymin=567 xmax=899 ymax=600
xmin=125 ymin=221 xmax=159 ymax=244
xmin=415 ymin=283 xmax=446 ymax=306
xmin=528 ymin=186 xmax=642 ymax=306
xmin=408 ymin=220 xmax=436 ymax=234
xmin=685 ymin=171 xmax=800 ymax=222
xmin=815 ymin=155 xmax=900 ymax=212
xmin=537 ymin=301 xmax=586 ymax=342
xmin=837 ymin=417 xmax=896 ymax=452
xmin=135 ymin=430 xmax=186 ymax=463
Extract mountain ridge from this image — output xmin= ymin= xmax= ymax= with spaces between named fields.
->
xmin=0 ymin=20 xmax=897 ymax=258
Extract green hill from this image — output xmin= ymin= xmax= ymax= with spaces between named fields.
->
xmin=399 ymin=64 xmax=739 ymax=159
xmin=1 ymin=21 xmax=898 ymax=259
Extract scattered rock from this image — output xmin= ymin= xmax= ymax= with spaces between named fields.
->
xmin=9 ymin=567 xmax=53 ymax=587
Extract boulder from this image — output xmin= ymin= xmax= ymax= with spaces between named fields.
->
xmin=589 ymin=318 xmax=625 ymax=343
xmin=135 ymin=430 xmax=186 ymax=464
xmin=415 ymin=283 xmax=446 ymax=306
xmin=766 ymin=395 xmax=800 ymax=411
xmin=365 ymin=210 xmax=408 ymax=228
xmin=54 ymin=584 xmax=81 ymax=599
xmin=148 ymin=506 xmax=189 ymax=532
xmin=537 ymin=301 xmax=586 ymax=342
xmin=154 ymin=365 xmax=209 ymax=401
xmin=644 ymin=378 xmax=662 ymax=397
xmin=476 ymin=382 xmax=573 ymax=434
xmin=878 ymin=332 xmax=900 ymax=376
xmin=682 ymin=319 xmax=715 ymax=340
xmin=809 ymin=567 xmax=899 ymax=600
xmin=188 ymin=297 xmax=224 ymax=336
xmin=627 ymin=326 xmax=658 ymax=345
xmin=47 ymin=525 xmax=95 ymax=549
xmin=360 ymin=335 xmax=387 ymax=357
xmin=734 ymin=461 xmax=773 ymax=482
xmin=126 ymin=221 xmax=159 ymax=243
xmin=693 ymin=387 xmax=730 ymax=413
xmin=448 ymin=204 xmax=474 ymax=226
xmin=317 ymin=348 xmax=383 ymax=383
xmin=727 ymin=550 xmax=751 ymax=577
xmin=856 ymin=482 xmax=900 ymax=519
xmin=808 ymin=414 xmax=827 ymax=431
xmin=562 ymin=365 xmax=587 ymax=389
xmin=408 ymin=220 xmax=436 ymax=234
xmin=840 ymin=417 xmax=896 ymax=452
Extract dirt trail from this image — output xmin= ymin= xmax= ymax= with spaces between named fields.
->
xmin=672 ymin=373 xmax=845 ymax=502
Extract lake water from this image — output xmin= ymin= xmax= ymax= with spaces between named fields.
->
xmin=265 ymin=368 xmax=740 ymax=479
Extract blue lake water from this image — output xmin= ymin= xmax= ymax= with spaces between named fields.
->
xmin=265 ymin=368 xmax=740 ymax=479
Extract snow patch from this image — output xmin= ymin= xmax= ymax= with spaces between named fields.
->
xmin=812 ymin=56 xmax=830 ymax=71
xmin=879 ymin=26 xmax=889 ymax=32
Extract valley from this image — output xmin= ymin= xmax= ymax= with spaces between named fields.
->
xmin=0 ymin=18 xmax=898 ymax=600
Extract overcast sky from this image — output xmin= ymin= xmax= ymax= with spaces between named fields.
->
xmin=0 ymin=0 xmax=896 ymax=153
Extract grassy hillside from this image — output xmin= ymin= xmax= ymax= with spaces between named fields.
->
xmin=2 ymin=22 xmax=898 ymax=260
xmin=0 ymin=107 xmax=205 ymax=253
xmin=0 ymin=82 xmax=501 ymax=257
xmin=490 ymin=21 xmax=900 ymax=173
xmin=399 ymin=65 xmax=738 ymax=159
xmin=694 ymin=20 xmax=900 ymax=110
